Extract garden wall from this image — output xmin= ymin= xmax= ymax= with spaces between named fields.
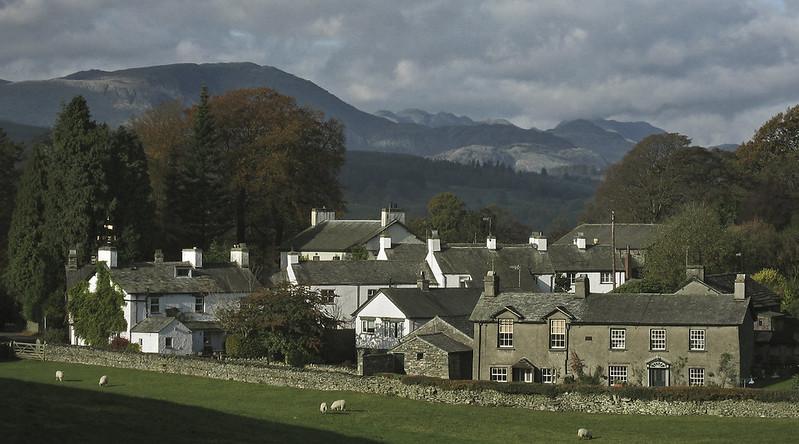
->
xmin=35 ymin=345 xmax=799 ymax=418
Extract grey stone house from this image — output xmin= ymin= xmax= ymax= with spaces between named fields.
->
xmin=391 ymin=316 xmax=474 ymax=380
xmin=470 ymin=273 xmax=754 ymax=387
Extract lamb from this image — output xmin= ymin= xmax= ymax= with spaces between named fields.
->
xmin=99 ymin=375 xmax=108 ymax=387
xmin=320 ymin=402 xmax=328 ymax=414
xmin=55 ymin=370 xmax=63 ymax=382
xmin=577 ymin=428 xmax=592 ymax=440
xmin=330 ymin=399 xmax=346 ymax=412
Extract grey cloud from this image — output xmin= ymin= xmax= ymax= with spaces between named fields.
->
xmin=1 ymin=0 xmax=798 ymax=145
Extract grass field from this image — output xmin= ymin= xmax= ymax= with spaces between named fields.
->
xmin=1 ymin=360 xmax=797 ymax=443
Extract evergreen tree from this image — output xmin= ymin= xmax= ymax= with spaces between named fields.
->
xmin=67 ymin=264 xmax=126 ymax=347
xmin=168 ymin=86 xmax=232 ymax=250
xmin=0 ymin=128 xmax=22 ymax=322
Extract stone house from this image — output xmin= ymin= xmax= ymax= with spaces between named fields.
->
xmin=66 ymin=244 xmax=259 ymax=355
xmin=391 ymin=316 xmax=475 ymax=379
xmin=279 ymin=207 xmax=422 ymax=267
xmin=470 ymin=273 xmax=754 ymax=387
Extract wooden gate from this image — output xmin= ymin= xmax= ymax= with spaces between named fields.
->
xmin=10 ymin=340 xmax=46 ymax=360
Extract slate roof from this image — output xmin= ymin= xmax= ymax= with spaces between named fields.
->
xmin=65 ymin=264 xmax=96 ymax=291
xmin=703 ymin=274 xmax=780 ymax=310
xmin=548 ymin=244 xmax=626 ymax=272
xmin=131 ymin=316 xmax=176 ymax=333
xmin=355 ymin=287 xmax=482 ymax=319
xmin=553 ymin=224 xmax=662 ymax=250
xmin=470 ymin=291 xmax=750 ymax=326
xmin=415 ymin=333 xmax=472 ymax=353
xmin=108 ymin=262 xmax=260 ymax=294
xmin=384 ymin=243 xmax=428 ymax=263
xmin=434 ymin=244 xmax=553 ymax=290
xmin=288 ymin=260 xmax=432 ymax=285
xmin=281 ymin=220 xmax=400 ymax=252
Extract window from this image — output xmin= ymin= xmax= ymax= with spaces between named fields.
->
xmin=320 ymin=289 xmax=336 ymax=304
xmin=689 ymin=368 xmax=705 ymax=386
xmin=498 ymin=319 xmax=514 ymax=348
xmin=610 ymin=328 xmax=626 ymax=350
xmin=689 ymin=329 xmax=705 ymax=351
xmin=366 ymin=289 xmax=379 ymax=299
xmin=541 ymin=368 xmax=555 ymax=384
xmin=459 ymin=276 xmax=471 ymax=288
xmin=490 ymin=367 xmax=508 ymax=382
xmin=149 ymin=297 xmax=160 ymax=314
xmin=138 ymin=338 xmax=143 ymax=346
xmin=383 ymin=319 xmax=404 ymax=338
xmin=361 ymin=318 xmax=375 ymax=334
xmin=164 ymin=337 xmax=173 ymax=348
xmin=175 ymin=267 xmax=191 ymax=277
xmin=550 ymin=319 xmax=566 ymax=349
xmin=585 ymin=336 xmax=593 ymax=341
xmin=567 ymin=273 xmax=576 ymax=286
xmin=512 ymin=368 xmax=533 ymax=383
xmin=608 ymin=365 xmax=628 ymax=385
xmin=332 ymin=256 xmax=341 ymax=261
xmin=194 ymin=296 xmax=204 ymax=313
xmin=600 ymin=272 xmax=613 ymax=284
xmin=312 ymin=255 xmax=320 ymax=261
xmin=650 ymin=329 xmax=666 ymax=351
xmin=416 ymin=352 xmax=424 ymax=360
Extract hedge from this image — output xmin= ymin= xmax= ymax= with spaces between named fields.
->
xmin=395 ymin=374 xmax=799 ymax=403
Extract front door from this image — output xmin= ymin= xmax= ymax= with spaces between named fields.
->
xmin=649 ymin=368 xmax=668 ymax=387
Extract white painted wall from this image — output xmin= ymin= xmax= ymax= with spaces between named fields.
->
xmin=310 ymin=283 xmax=416 ymax=327
xmin=354 ymin=293 xmax=411 ymax=337
xmin=565 ymin=272 xmax=627 ymax=293
xmin=131 ymin=332 xmax=160 ymax=353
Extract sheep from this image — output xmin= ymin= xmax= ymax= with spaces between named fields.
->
xmin=330 ymin=399 xmax=346 ymax=412
xmin=577 ymin=428 xmax=592 ymax=440
xmin=55 ymin=370 xmax=63 ymax=382
xmin=320 ymin=402 xmax=328 ymax=414
xmin=99 ymin=375 xmax=108 ymax=387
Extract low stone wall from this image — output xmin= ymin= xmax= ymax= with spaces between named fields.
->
xmin=36 ymin=345 xmax=799 ymax=418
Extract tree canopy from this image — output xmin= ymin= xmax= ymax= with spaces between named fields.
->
xmin=67 ymin=264 xmax=126 ymax=347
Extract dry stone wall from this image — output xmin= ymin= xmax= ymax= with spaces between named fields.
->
xmin=38 ymin=345 xmax=799 ymax=418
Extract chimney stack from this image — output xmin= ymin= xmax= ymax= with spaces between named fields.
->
xmin=287 ymin=250 xmax=300 ymax=265
xmin=230 ymin=243 xmax=250 ymax=268
xmin=734 ymin=274 xmax=746 ymax=301
xmin=67 ymin=249 xmax=78 ymax=271
xmin=686 ymin=265 xmax=705 ymax=281
xmin=182 ymin=247 xmax=203 ymax=268
xmin=381 ymin=207 xmax=406 ymax=227
xmin=484 ymin=270 xmax=499 ymax=297
xmin=97 ymin=245 xmax=118 ymax=268
xmin=574 ymin=275 xmax=589 ymax=298
xmin=575 ymin=232 xmax=587 ymax=250
xmin=417 ymin=271 xmax=430 ymax=292
xmin=427 ymin=230 xmax=441 ymax=253
xmin=310 ymin=208 xmax=336 ymax=227
xmin=486 ymin=235 xmax=497 ymax=250
xmin=529 ymin=231 xmax=547 ymax=251
xmin=154 ymin=249 xmax=164 ymax=264
xmin=376 ymin=234 xmax=392 ymax=261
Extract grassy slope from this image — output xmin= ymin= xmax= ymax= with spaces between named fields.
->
xmin=1 ymin=360 xmax=797 ymax=444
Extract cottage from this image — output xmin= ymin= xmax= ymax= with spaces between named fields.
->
xmin=391 ymin=316 xmax=475 ymax=379
xmin=470 ymin=274 xmax=754 ymax=386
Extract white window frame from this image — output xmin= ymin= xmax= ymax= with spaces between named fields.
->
xmin=149 ymin=297 xmax=160 ymax=314
xmin=688 ymin=368 xmax=705 ymax=386
xmin=361 ymin=318 xmax=375 ymax=334
xmin=498 ymin=319 xmax=514 ymax=348
xmin=383 ymin=319 xmax=404 ymax=338
xmin=550 ymin=319 xmax=566 ymax=349
xmin=512 ymin=368 xmax=533 ymax=383
xmin=610 ymin=328 xmax=626 ymax=350
xmin=689 ymin=329 xmax=705 ymax=351
xmin=194 ymin=296 xmax=204 ymax=313
xmin=490 ymin=367 xmax=508 ymax=382
xmin=600 ymin=271 xmax=613 ymax=284
xmin=608 ymin=365 xmax=628 ymax=385
xmin=541 ymin=368 xmax=555 ymax=384
xmin=650 ymin=329 xmax=666 ymax=351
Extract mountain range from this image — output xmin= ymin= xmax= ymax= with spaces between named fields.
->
xmin=0 ymin=62 xmax=674 ymax=174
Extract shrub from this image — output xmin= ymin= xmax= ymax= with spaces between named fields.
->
xmin=793 ymin=374 xmax=799 ymax=391
xmin=109 ymin=336 xmax=130 ymax=352
xmin=0 ymin=342 xmax=13 ymax=360
xmin=225 ymin=335 xmax=241 ymax=357
xmin=39 ymin=328 xmax=67 ymax=345
xmin=126 ymin=342 xmax=141 ymax=353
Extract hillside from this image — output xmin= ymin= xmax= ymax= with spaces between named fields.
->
xmin=0 ymin=119 xmax=49 ymax=145
xmin=591 ymin=119 xmax=666 ymax=142
xmin=340 ymin=151 xmax=597 ymax=232
xmin=549 ymin=119 xmax=634 ymax=164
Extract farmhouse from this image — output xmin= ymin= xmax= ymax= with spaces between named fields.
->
xmin=66 ymin=244 xmax=260 ymax=355
xmin=470 ymin=273 xmax=754 ymax=386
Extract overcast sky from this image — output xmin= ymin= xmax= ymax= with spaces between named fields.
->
xmin=1 ymin=0 xmax=798 ymax=145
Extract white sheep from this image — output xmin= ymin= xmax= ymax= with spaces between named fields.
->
xmin=330 ymin=399 xmax=346 ymax=412
xmin=320 ymin=402 xmax=328 ymax=414
xmin=99 ymin=375 xmax=108 ymax=387
xmin=577 ymin=428 xmax=592 ymax=440
xmin=55 ymin=370 xmax=63 ymax=382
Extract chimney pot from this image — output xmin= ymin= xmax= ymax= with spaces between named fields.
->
xmin=486 ymin=235 xmax=497 ymax=250
xmin=67 ymin=249 xmax=78 ymax=271
xmin=575 ymin=232 xmax=587 ymax=250
xmin=287 ymin=250 xmax=300 ymax=265
xmin=230 ymin=243 xmax=250 ymax=268
xmin=529 ymin=232 xmax=547 ymax=251
xmin=154 ymin=249 xmax=164 ymax=264
xmin=484 ymin=270 xmax=499 ymax=297
xmin=574 ymin=275 xmax=589 ymax=298
xmin=97 ymin=246 xmax=118 ymax=268
xmin=417 ymin=271 xmax=430 ymax=292
xmin=381 ymin=207 xmax=406 ymax=227
xmin=182 ymin=247 xmax=203 ymax=268
xmin=735 ymin=274 xmax=746 ymax=301
xmin=427 ymin=230 xmax=441 ymax=253
xmin=310 ymin=208 xmax=336 ymax=227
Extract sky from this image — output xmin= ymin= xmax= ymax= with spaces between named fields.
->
xmin=1 ymin=0 xmax=799 ymax=145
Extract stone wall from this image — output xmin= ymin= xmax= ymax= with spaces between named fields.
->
xmin=34 ymin=345 xmax=799 ymax=418
xmin=357 ymin=349 xmax=402 ymax=376
xmin=396 ymin=339 xmax=450 ymax=379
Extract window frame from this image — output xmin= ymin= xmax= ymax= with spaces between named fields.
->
xmin=149 ymin=297 xmax=160 ymax=314
xmin=383 ymin=319 xmax=404 ymax=338
xmin=688 ymin=367 xmax=705 ymax=386
xmin=490 ymin=367 xmax=508 ymax=383
xmin=541 ymin=368 xmax=555 ymax=384
xmin=610 ymin=328 xmax=626 ymax=350
xmin=600 ymin=271 xmax=613 ymax=284
xmin=689 ymin=329 xmax=706 ymax=351
xmin=164 ymin=337 xmax=173 ymax=349
xmin=320 ymin=289 xmax=336 ymax=304
xmin=194 ymin=296 xmax=204 ymax=313
xmin=650 ymin=328 xmax=667 ymax=351
xmin=608 ymin=365 xmax=628 ymax=385
xmin=550 ymin=319 xmax=566 ymax=349
xmin=361 ymin=318 xmax=375 ymax=334
xmin=498 ymin=319 xmax=514 ymax=348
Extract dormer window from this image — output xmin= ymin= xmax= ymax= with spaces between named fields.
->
xmin=175 ymin=266 xmax=192 ymax=278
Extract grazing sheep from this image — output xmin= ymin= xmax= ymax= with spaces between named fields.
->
xmin=577 ymin=428 xmax=592 ymax=440
xmin=320 ymin=402 xmax=328 ymax=414
xmin=99 ymin=375 xmax=108 ymax=387
xmin=55 ymin=370 xmax=63 ymax=382
xmin=330 ymin=399 xmax=346 ymax=412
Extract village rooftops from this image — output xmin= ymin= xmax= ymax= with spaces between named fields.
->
xmin=353 ymin=287 xmax=482 ymax=319
xmin=382 ymin=243 xmax=428 ymax=263
xmin=553 ymin=223 xmax=662 ymax=250
xmin=702 ymin=273 xmax=780 ymax=310
xmin=281 ymin=219 xmax=407 ymax=252
xmin=100 ymin=261 xmax=260 ymax=294
xmin=547 ymin=244 xmax=629 ymax=272
xmin=287 ymin=260 xmax=433 ymax=286
xmin=433 ymin=243 xmax=553 ymax=289
xmin=470 ymin=291 xmax=750 ymax=326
